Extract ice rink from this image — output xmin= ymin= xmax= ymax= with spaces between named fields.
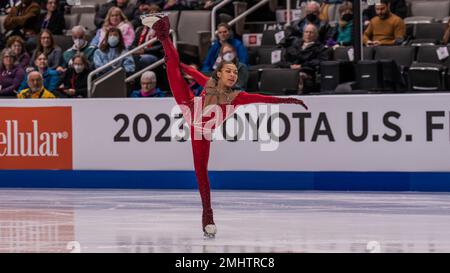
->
xmin=0 ymin=189 xmax=449 ymax=253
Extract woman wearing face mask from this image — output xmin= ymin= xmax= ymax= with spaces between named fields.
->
xmin=93 ymin=27 xmax=135 ymax=75
xmin=18 ymin=52 xmax=60 ymax=93
xmin=90 ymin=7 xmax=135 ymax=49
xmin=327 ymin=1 xmax=353 ymax=47
xmin=213 ymin=43 xmax=248 ymax=89
xmin=59 ymin=54 xmax=91 ymax=98
xmin=287 ymin=1 xmax=331 ymax=44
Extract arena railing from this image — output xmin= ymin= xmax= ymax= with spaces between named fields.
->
xmin=87 ymin=29 xmax=177 ymax=97
xmin=211 ymin=0 xmax=274 ymax=42
xmin=211 ymin=0 xmax=234 ymax=42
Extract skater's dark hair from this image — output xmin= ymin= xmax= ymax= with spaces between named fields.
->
xmin=204 ymin=61 xmax=237 ymax=95
xmin=211 ymin=60 xmax=236 ymax=82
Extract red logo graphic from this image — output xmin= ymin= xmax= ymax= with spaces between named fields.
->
xmin=0 ymin=107 xmax=73 ymax=170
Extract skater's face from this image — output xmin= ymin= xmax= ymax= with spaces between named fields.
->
xmin=217 ymin=63 xmax=238 ymax=88
xmin=217 ymin=26 xmax=230 ymax=42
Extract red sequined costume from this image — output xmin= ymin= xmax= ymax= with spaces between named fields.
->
xmin=152 ymin=17 xmax=308 ymax=234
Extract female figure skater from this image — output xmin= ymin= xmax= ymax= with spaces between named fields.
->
xmin=145 ymin=15 xmax=308 ymax=238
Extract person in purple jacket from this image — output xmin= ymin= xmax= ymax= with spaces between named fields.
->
xmin=6 ymin=36 xmax=30 ymax=70
xmin=0 ymin=48 xmax=25 ymax=97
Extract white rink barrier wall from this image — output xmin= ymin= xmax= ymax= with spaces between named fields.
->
xmin=1 ymin=94 xmax=450 ymax=191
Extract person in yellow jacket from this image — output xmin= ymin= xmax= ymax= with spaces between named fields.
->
xmin=17 ymin=71 xmax=56 ymax=99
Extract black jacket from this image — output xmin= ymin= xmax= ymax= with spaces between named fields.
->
xmin=38 ymin=11 xmax=65 ymax=35
xmin=61 ymin=68 xmax=90 ymax=98
xmin=287 ymin=17 xmax=333 ymax=44
xmin=277 ymin=39 xmax=331 ymax=72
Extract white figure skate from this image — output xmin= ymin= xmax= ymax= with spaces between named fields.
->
xmin=203 ymin=224 xmax=217 ymax=239
xmin=140 ymin=12 xmax=169 ymax=28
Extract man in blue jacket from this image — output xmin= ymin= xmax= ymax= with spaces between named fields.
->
xmin=201 ymin=23 xmax=248 ymax=72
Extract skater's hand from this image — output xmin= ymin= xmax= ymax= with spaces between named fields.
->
xmin=289 ymin=98 xmax=308 ymax=110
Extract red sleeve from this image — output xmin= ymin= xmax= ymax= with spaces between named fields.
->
xmin=180 ymin=63 xmax=209 ymax=87
xmin=232 ymin=92 xmax=308 ymax=110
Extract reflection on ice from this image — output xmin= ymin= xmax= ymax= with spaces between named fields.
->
xmin=0 ymin=189 xmax=449 ymax=253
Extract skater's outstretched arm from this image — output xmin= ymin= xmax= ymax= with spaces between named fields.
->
xmin=180 ymin=63 xmax=209 ymax=87
xmin=232 ymin=91 xmax=308 ymax=110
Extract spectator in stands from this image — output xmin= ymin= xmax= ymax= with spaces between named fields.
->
xmin=214 ymin=43 xmax=248 ymax=89
xmin=287 ymin=1 xmax=331 ymax=44
xmin=6 ymin=35 xmax=30 ymax=69
xmin=363 ymin=0 xmax=406 ymax=46
xmin=0 ymin=48 xmax=26 ymax=96
xmin=202 ymin=23 xmax=249 ymax=72
xmin=363 ymin=0 xmax=407 ymax=27
xmin=95 ymin=0 xmax=136 ymax=29
xmin=131 ymin=1 xmax=162 ymax=29
xmin=162 ymin=0 xmax=189 ymax=10
xmin=277 ymin=24 xmax=331 ymax=93
xmin=132 ymin=5 xmax=163 ymax=70
xmin=63 ymin=26 xmax=96 ymax=67
xmin=327 ymin=1 xmax=353 ymax=47
xmin=93 ymin=27 xmax=135 ymax=74
xmin=130 ymin=71 xmax=165 ymax=97
xmin=19 ymin=52 xmax=60 ymax=92
xmin=3 ymin=0 xmax=40 ymax=40
xmin=30 ymin=30 xmax=63 ymax=69
xmin=137 ymin=0 xmax=164 ymax=7
xmin=91 ymin=7 xmax=135 ymax=49
xmin=37 ymin=0 xmax=65 ymax=35
xmin=320 ymin=0 xmax=345 ymax=23
xmin=60 ymin=53 xmax=91 ymax=98
xmin=17 ymin=70 xmax=56 ymax=98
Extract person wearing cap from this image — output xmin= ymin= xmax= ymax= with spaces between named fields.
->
xmin=363 ymin=0 xmax=406 ymax=46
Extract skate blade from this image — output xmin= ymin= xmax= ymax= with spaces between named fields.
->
xmin=203 ymin=232 xmax=216 ymax=239
xmin=203 ymin=224 xmax=217 ymax=239
xmin=140 ymin=12 xmax=170 ymax=21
